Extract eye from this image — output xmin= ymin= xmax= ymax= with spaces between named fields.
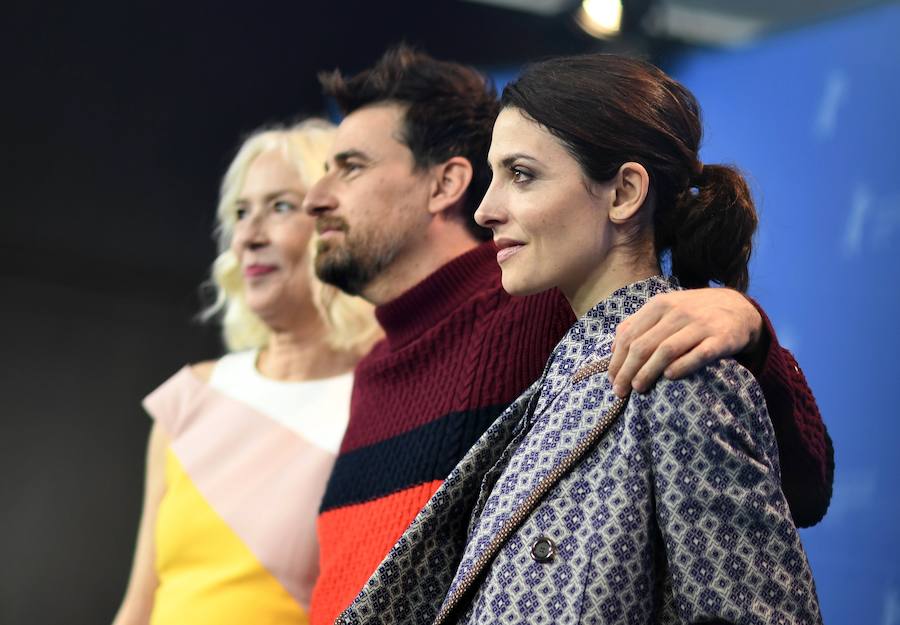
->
xmin=234 ymin=206 xmax=249 ymax=220
xmin=511 ymin=167 xmax=534 ymax=184
xmin=273 ymin=200 xmax=296 ymax=213
xmin=342 ymin=161 xmax=364 ymax=176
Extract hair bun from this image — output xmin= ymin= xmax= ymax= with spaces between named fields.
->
xmin=667 ymin=163 xmax=757 ymax=292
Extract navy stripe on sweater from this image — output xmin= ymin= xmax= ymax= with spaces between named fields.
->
xmin=320 ymin=403 xmax=508 ymax=512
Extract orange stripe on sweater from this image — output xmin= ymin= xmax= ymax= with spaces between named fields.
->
xmin=310 ymin=480 xmax=443 ymax=625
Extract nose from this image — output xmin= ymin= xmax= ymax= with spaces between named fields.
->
xmin=302 ymin=173 xmax=337 ymax=217
xmin=474 ymin=183 xmax=506 ymax=229
xmin=233 ymin=208 xmax=269 ymax=251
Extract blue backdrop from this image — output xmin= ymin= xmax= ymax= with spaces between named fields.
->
xmin=667 ymin=5 xmax=900 ymax=623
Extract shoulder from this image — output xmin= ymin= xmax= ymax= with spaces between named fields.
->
xmin=630 ymin=358 xmax=769 ymax=435
xmin=143 ymin=364 xmax=213 ymax=437
xmin=628 ymin=360 xmax=786 ymax=514
xmin=624 ymin=359 xmax=779 ymax=468
xmin=191 ymin=351 xmax=255 ymax=383
xmin=190 ymin=360 xmax=217 ymax=383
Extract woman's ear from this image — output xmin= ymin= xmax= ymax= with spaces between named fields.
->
xmin=428 ymin=156 xmax=474 ymax=216
xmin=608 ymin=161 xmax=649 ymax=224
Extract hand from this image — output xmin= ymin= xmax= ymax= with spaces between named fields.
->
xmin=608 ymin=288 xmax=763 ymax=397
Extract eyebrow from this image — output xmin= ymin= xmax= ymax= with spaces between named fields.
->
xmin=333 ymin=149 xmax=372 ymax=166
xmin=501 ymin=153 xmax=539 ymax=167
xmin=488 ymin=153 xmax=540 ymax=170
xmin=235 ymin=189 xmax=301 ymax=204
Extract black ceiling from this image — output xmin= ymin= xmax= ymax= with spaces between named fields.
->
xmin=4 ymin=0 xmax=607 ymax=296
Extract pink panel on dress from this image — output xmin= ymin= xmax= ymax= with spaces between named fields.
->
xmin=144 ymin=367 xmax=335 ymax=607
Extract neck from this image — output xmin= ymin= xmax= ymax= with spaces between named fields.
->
xmin=362 ymin=221 xmax=479 ymax=306
xmin=255 ymin=303 xmax=357 ymax=381
xmin=565 ymin=248 xmax=660 ymax=318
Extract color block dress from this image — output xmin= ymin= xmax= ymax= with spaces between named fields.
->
xmin=143 ymin=350 xmax=352 ymax=625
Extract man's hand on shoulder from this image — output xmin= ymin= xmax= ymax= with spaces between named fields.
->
xmin=608 ymin=287 xmax=764 ymax=397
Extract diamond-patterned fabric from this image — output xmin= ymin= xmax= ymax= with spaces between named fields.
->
xmin=339 ymin=276 xmax=822 ymax=625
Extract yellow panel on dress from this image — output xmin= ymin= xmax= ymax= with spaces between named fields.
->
xmin=152 ymin=449 xmax=309 ymax=625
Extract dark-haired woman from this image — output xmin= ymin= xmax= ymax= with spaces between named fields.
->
xmin=338 ymin=54 xmax=822 ymax=625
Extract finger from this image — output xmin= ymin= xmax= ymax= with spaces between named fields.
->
xmin=608 ymin=301 xmax=667 ymax=383
xmin=630 ymin=326 xmax=707 ymax=393
xmin=611 ymin=316 xmax=689 ymax=396
xmin=608 ymin=324 xmax=628 ymax=383
xmin=663 ymin=337 xmax=726 ymax=380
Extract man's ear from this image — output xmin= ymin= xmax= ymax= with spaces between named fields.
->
xmin=608 ymin=161 xmax=650 ymax=224
xmin=427 ymin=156 xmax=474 ymax=216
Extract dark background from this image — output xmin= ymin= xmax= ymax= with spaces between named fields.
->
xmin=2 ymin=1 xmax=895 ymax=623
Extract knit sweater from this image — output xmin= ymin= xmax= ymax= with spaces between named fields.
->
xmin=309 ymin=242 xmax=832 ymax=625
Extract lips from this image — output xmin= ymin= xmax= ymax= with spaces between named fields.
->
xmin=494 ymin=237 xmax=525 ymax=264
xmin=244 ymin=264 xmax=277 ymax=278
xmin=317 ymin=229 xmax=344 ymax=242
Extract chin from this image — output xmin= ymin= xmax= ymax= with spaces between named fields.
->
xmin=244 ymin=287 xmax=280 ymax=314
xmin=500 ymin=271 xmax=549 ymax=297
xmin=315 ymin=237 xmax=340 ymax=256
xmin=244 ymin=299 xmax=271 ymax=317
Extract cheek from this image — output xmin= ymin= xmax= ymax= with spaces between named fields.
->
xmin=271 ymin=227 xmax=310 ymax=265
xmin=537 ymin=196 xmax=600 ymax=244
xmin=524 ymin=211 xmax=567 ymax=250
xmin=285 ymin=238 xmax=312 ymax=269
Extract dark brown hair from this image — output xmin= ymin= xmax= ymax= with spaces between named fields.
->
xmin=320 ymin=45 xmax=498 ymax=242
xmin=502 ymin=54 xmax=757 ymax=291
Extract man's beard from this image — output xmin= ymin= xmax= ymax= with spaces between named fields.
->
xmin=314 ymin=231 xmax=399 ymax=298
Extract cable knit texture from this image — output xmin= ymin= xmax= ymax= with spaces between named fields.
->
xmin=309 ymin=242 xmax=833 ymax=625
xmin=741 ymin=302 xmax=833 ymax=526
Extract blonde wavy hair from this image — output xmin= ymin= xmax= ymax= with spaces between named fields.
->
xmin=201 ymin=119 xmax=381 ymax=356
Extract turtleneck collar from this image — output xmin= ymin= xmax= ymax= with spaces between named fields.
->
xmin=374 ymin=242 xmax=499 ymax=350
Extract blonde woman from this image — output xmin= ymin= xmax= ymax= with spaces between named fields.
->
xmin=112 ymin=119 xmax=380 ymax=625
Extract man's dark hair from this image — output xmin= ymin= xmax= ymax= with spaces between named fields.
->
xmin=320 ymin=45 xmax=498 ymax=242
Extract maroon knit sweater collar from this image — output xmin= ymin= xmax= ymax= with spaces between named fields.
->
xmin=374 ymin=241 xmax=499 ymax=350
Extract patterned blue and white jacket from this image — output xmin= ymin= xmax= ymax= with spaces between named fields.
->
xmin=338 ymin=276 xmax=822 ymax=625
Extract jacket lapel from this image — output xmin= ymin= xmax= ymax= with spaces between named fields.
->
xmin=433 ymin=351 xmax=628 ymax=625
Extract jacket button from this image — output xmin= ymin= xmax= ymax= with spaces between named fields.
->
xmin=530 ymin=536 xmax=555 ymax=563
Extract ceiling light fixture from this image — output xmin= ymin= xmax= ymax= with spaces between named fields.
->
xmin=576 ymin=0 xmax=624 ymax=38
